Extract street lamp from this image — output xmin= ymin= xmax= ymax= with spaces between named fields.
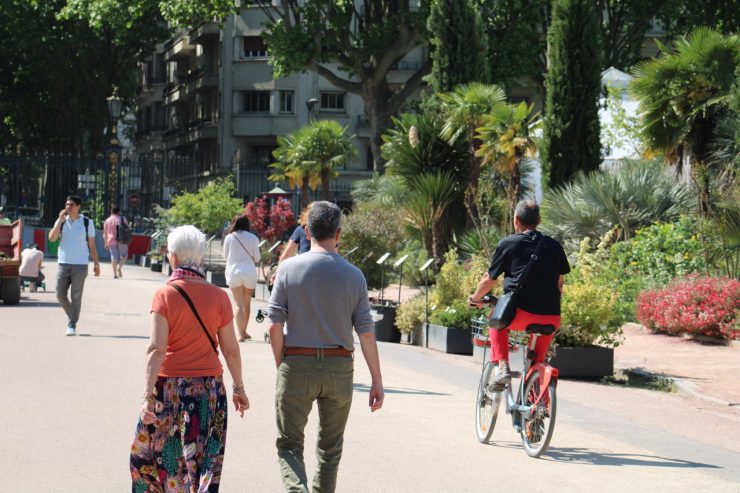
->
xmin=305 ymin=98 xmax=318 ymax=121
xmin=105 ymin=88 xmax=124 ymax=216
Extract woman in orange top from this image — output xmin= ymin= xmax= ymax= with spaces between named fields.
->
xmin=130 ymin=225 xmax=250 ymax=492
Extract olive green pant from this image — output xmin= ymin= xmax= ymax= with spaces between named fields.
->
xmin=275 ymin=354 xmax=354 ymax=493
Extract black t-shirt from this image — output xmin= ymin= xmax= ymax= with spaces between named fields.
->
xmin=487 ymin=231 xmax=570 ymax=315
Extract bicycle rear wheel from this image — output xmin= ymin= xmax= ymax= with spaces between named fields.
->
xmin=475 ymin=361 xmax=502 ymax=443
xmin=520 ymin=369 xmax=556 ymax=457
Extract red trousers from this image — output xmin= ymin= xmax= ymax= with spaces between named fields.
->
xmin=490 ymin=308 xmax=560 ymax=364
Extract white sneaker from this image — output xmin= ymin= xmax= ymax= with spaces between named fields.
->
xmin=66 ymin=326 xmax=76 ymax=336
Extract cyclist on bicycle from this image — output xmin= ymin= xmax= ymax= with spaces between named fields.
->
xmin=468 ymin=200 xmax=570 ymax=387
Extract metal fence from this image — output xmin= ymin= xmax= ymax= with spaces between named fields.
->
xmin=0 ymin=151 xmax=357 ymax=229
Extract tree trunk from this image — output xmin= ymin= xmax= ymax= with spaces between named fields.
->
xmin=365 ymin=87 xmax=395 ymax=174
xmin=464 ymin=137 xmax=482 ymax=229
xmin=300 ymin=181 xmax=309 ymax=209
xmin=321 ymin=169 xmax=330 ymax=201
xmin=509 ymin=159 xmax=522 ymax=234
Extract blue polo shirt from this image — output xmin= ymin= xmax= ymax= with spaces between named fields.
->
xmin=58 ymin=216 xmax=95 ymax=265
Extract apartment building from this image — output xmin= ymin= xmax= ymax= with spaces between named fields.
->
xmin=135 ymin=3 xmax=427 ymax=206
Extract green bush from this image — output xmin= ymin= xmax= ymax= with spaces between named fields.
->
xmin=396 ymin=239 xmax=436 ymax=287
xmin=341 ymin=202 xmax=406 ymax=289
xmin=395 ymin=294 xmax=427 ymax=335
xmin=430 ymin=299 xmax=485 ymax=329
xmin=557 ymin=281 xmax=623 ymax=347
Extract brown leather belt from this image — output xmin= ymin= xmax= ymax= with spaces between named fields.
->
xmin=283 ymin=347 xmax=353 ymax=357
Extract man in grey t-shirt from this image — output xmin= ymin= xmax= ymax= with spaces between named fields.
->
xmin=267 ymin=201 xmax=384 ymax=492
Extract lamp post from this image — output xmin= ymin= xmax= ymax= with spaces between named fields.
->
xmin=305 ymin=98 xmax=318 ymax=122
xmin=105 ymin=89 xmax=123 ymax=216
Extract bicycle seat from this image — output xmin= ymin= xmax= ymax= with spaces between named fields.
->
xmin=525 ymin=324 xmax=556 ymax=335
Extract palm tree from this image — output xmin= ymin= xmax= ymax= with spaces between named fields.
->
xmin=270 ymin=132 xmax=316 ymax=209
xmin=439 ymin=83 xmax=507 ymax=224
xmin=297 ymin=120 xmax=357 ymax=201
xmin=401 ymin=171 xmax=457 ymax=264
xmin=630 ymin=27 xmax=740 ymax=215
xmin=541 ymin=160 xmax=693 ymax=249
xmin=475 ymin=101 xmax=538 ymax=231
xmin=270 ymin=121 xmax=356 ymax=207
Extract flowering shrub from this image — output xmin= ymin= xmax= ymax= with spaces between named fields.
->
xmin=636 ymin=275 xmax=740 ymax=340
xmin=244 ymin=197 xmax=295 ymax=244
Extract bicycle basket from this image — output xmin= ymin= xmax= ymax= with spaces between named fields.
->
xmin=471 ymin=316 xmax=490 ymax=347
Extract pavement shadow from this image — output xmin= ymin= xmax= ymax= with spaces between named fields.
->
xmin=352 ymin=383 xmax=449 ymax=396
xmin=78 ymin=334 xmax=149 ymax=340
xmin=541 ymin=447 xmax=720 ymax=469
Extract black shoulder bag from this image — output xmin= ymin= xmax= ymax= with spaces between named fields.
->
xmin=488 ymin=235 xmax=545 ymax=329
xmin=169 ymin=283 xmax=218 ymax=354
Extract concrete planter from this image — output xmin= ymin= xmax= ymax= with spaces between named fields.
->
xmin=371 ymin=305 xmax=401 ymax=343
xmin=140 ymin=255 xmax=151 ymax=267
xmin=425 ymin=323 xmax=473 ymax=355
xmin=549 ymin=346 xmax=614 ymax=378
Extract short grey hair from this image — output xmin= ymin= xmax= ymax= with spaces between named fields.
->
xmin=307 ymin=201 xmax=341 ymax=241
xmin=167 ymin=225 xmax=207 ymax=265
xmin=514 ymin=199 xmax=540 ymax=228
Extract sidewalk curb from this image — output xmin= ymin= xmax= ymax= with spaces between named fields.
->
xmin=619 ymin=366 xmax=737 ymax=407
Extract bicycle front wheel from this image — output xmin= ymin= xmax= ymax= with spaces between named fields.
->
xmin=475 ymin=361 xmax=502 ymax=443
xmin=520 ymin=369 xmax=557 ymax=457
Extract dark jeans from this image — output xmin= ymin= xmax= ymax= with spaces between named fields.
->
xmin=275 ymin=354 xmax=354 ymax=493
xmin=21 ymin=273 xmax=45 ymax=284
xmin=56 ymin=264 xmax=88 ymax=327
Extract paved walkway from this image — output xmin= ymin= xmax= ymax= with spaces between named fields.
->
xmin=615 ymin=323 xmax=740 ymax=406
xmin=2 ymin=261 xmax=739 ymax=491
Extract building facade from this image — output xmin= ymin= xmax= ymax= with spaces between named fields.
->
xmin=135 ymin=3 xmax=427 ymax=209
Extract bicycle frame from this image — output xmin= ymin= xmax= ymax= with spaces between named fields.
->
xmin=492 ymin=333 xmax=559 ymax=428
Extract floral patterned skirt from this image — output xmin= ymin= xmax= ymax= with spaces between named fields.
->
xmin=130 ymin=376 xmax=228 ymax=493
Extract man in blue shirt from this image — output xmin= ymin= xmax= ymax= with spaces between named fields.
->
xmin=48 ymin=195 xmax=100 ymax=336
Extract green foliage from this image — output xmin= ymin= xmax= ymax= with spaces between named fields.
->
xmin=602 ymin=87 xmax=645 ymax=159
xmin=558 ymin=282 xmax=623 ymax=348
xmin=630 ymin=28 xmax=740 ymax=214
xmin=340 ymin=202 xmax=406 ymax=289
xmin=395 ymin=294 xmax=427 ymax=335
xmin=430 ymin=299 xmax=485 ymax=330
xmin=396 ymin=239 xmax=435 ymax=287
xmin=609 ymin=216 xmax=714 ymax=288
xmin=271 ymin=120 xmax=356 ymax=207
xmin=543 ymin=0 xmax=602 ymax=188
xmin=541 ymin=160 xmax=693 ymax=249
xmin=475 ymin=0 xmax=547 ymax=88
xmin=427 ymin=0 xmax=489 ymax=92
xmin=0 ymin=0 xmax=167 ymax=151
xmin=431 ymin=250 xmax=490 ymax=307
xmin=658 ymin=0 xmax=740 ymax=41
xmin=166 ymin=177 xmax=243 ymax=234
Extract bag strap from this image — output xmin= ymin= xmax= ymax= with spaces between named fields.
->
xmin=232 ymin=233 xmax=257 ymax=264
xmin=512 ymin=234 xmax=545 ymax=294
xmin=169 ymin=282 xmax=218 ymax=354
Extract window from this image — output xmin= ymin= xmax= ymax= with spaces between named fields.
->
xmin=243 ymin=36 xmax=268 ymax=58
xmin=243 ymin=91 xmax=270 ymax=113
xmin=320 ymin=92 xmax=345 ymax=112
xmin=279 ymin=90 xmax=294 ymax=114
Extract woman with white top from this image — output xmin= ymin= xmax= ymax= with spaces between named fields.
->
xmin=223 ymin=214 xmax=261 ymax=341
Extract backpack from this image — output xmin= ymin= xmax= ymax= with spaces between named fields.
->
xmin=117 ymin=218 xmax=132 ymax=244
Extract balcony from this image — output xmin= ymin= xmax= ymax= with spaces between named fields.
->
xmin=164 ymin=36 xmax=196 ymax=62
xmin=186 ymin=122 xmax=218 ymax=143
xmin=189 ymin=22 xmax=220 ymax=44
xmin=187 ymin=70 xmax=219 ymax=94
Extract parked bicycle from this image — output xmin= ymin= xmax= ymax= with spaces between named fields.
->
xmin=473 ymin=295 xmax=558 ymax=458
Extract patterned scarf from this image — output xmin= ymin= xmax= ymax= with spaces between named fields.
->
xmin=169 ymin=264 xmax=206 ymax=282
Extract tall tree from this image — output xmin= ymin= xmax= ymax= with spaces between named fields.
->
xmin=543 ymin=0 xmax=603 ymax=188
xmin=659 ymin=0 xmax=740 ymax=41
xmin=0 ymin=0 xmax=166 ymax=152
xmin=439 ymin=83 xmax=507 ymax=225
xmin=630 ymin=27 xmax=740 ymax=215
xmin=427 ymin=0 xmax=489 ymax=92
xmin=258 ymin=1 xmax=431 ymax=173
